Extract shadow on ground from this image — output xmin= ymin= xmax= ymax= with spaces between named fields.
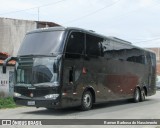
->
xmin=22 ymin=98 xmax=156 ymax=116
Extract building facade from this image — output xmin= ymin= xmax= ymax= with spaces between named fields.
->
xmin=0 ymin=52 xmax=15 ymax=97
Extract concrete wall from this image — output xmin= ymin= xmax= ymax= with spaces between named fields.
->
xmin=0 ymin=18 xmax=36 ymax=56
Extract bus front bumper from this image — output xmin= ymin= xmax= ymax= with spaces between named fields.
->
xmin=13 ymin=97 xmax=61 ymax=108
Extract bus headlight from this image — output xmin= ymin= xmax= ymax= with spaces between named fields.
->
xmin=14 ymin=92 xmax=21 ymax=97
xmin=44 ymin=94 xmax=59 ymax=99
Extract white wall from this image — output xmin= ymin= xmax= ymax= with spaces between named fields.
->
xmin=0 ymin=18 xmax=36 ymax=56
xmin=0 ymin=66 xmax=15 ymax=97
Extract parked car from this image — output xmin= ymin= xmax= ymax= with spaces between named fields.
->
xmin=156 ymin=81 xmax=160 ymax=90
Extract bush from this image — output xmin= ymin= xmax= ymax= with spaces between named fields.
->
xmin=0 ymin=97 xmax=17 ymax=109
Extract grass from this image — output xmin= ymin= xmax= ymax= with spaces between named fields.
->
xmin=0 ymin=97 xmax=17 ymax=109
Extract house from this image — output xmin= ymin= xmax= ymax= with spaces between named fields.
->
xmin=0 ymin=52 xmax=15 ymax=97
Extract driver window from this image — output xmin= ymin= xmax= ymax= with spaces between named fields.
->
xmin=65 ymin=32 xmax=85 ymax=59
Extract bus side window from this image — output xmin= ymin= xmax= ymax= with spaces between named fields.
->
xmin=113 ymin=42 xmax=127 ymax=61
xmin=102 ymin=40 xmax=114 ymax=59
xmin=65 ymin=32 xmax=85 ymax=59
xmin=86 ymin=34 xmax=104 ymax=57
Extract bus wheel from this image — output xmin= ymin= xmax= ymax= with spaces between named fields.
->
xmin=140 ymin=88 xmax=145 ymax=102
xmin=81 ymin=91 xmax=93 ymax=111
xmin=133 ymin=88 xmax=140 ymax=103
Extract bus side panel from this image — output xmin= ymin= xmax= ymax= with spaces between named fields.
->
xmin=96 ymin=59 xmax=148 ymax=101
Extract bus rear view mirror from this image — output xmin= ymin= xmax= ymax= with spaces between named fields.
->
xmin=53 ymin=62 xmax=57 ymax=73
xmin=2 ymin=64 xmax=6 ymax=74
xmin=2 ymin=57 xmax=17 ymax=74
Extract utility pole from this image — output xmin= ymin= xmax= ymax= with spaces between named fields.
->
xmin=38 ymin=7 xmax=39 ymax=21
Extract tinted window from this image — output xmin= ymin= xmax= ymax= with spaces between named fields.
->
xmin=126 ymin=49 xmax=146 ymax=64
xmin=86 ymin=34 xmax=103 ymax=57
xmin=102 ymin=39 xmax=114 ymax=59
xmin=65 ymin=32 xmax=85 ymax=59
xmin=18 ymin=31 xmax=64 ymax=56
xmin=113 ymin=42 xmax=127 ymax=61
xmin=102 ymin=40 xmax=127 ymax=60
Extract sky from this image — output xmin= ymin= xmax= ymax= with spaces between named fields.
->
xmin=0 ymin=0 xmax=160 ymax=48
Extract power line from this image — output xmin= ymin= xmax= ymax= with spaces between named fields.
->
xmin=135 ymin=37 xmax=160 ymax=43
xmin=104 ymin=0 xmax=160 ymax=27
xmin=0 ymin=0 xmax=67 ymax=16
xmin=38 ymin=8 xmax=39 ymax=21
xmin=63 ymin=0 xmax=121 ymax=25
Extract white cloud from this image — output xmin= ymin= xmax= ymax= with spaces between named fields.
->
xmin=139 ymin=0 xmax=154 ymax=7
xmin=0 ymin=0 xmax=34 ymax=12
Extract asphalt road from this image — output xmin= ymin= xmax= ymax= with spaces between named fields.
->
xmin=1 ymin=91 xmax=160 ymax=128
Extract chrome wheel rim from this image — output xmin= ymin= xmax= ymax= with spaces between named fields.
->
xmin=83 ymin=94 xmax=91 ymax=108
xmin=142 ymin=90 xmax=145 ymax=100
xmin=135 ymin=89 xmax=139 ymax=101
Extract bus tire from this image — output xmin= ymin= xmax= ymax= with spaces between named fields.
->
xmin=140 ymin=88 xmax=145 ymax=102
xmin=81 ymin=91 xmax=93 ymax=111
xmin=133 ymin=88 xmax=140 ymax=103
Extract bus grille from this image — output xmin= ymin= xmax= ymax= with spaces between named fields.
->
xmin=18 ymin=57 xmax=33 ymax=67
xmin=15 ymin=87 xmax=56 ymax=97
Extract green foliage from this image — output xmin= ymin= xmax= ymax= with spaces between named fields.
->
xmin=0 ymin=97 xmax=17 ymax=109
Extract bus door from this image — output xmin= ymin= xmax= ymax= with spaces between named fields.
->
xmin=62 ymin=31 xmax=85 ymax=106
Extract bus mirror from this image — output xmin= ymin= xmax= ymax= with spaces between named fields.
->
xmin=2 ymin=57 xmax=17 ymax=74
xmin=2 ymin=64 xmax=6 ymax=74
xmin=53 ymin=62 xmax=58 ymax=73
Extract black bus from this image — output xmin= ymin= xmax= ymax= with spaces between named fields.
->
xmin=3 ymin=27 xmax=156 ymax=110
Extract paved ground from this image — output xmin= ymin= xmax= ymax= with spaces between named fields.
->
xmin=0 ymin=91 xmax=160 ymax=128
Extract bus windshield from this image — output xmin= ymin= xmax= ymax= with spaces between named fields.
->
xmin=18 ymin=30 xmax=64 ymax=56
xmin=16 ymin=57 xmax=59 ymax=86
